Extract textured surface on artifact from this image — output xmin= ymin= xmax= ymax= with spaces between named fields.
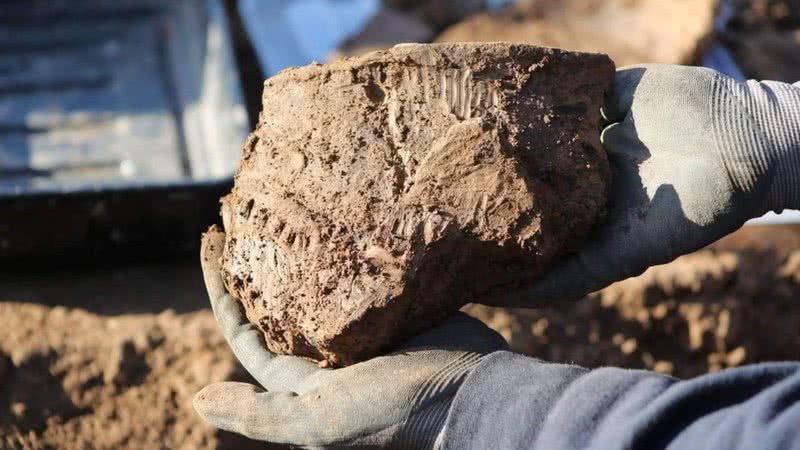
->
xmin=220 ymin=43 xmax=614 ymax=365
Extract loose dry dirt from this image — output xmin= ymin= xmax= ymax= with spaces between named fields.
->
xmin=0 ymin=264 xmax=279 ymax=450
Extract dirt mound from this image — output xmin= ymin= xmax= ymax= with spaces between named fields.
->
xmin=0 ymin=303 xmax=271 ymax=450
xmin=465 ymin=225 xmax=800 ymax=378
xmin=436 ymin=0 xmax=718 ymax=66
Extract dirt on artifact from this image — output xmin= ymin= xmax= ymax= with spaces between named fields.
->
xmin=220 ymin=42 xmax=613 ymax=366
xmin=465 ymin=225 xmax=800 ymax=378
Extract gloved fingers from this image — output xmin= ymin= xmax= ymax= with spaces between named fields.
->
xmin=215 ymin=292 xmax=321 ymax=392
xmin=511 ymin=185 xmax=669 ymax=306
xmin=201 ymin=230 xmax=321 ymax=392
xmin=200 ymin=230 xmax=259 ymax=358
xmin=603 ymin=65 xmax=649 ymax=122
xmin=600 ymin=104 xmax=615 ymax=125
xmin=600 ymin=119 xmax=645 ymax=157
xmin=194 ymin=382 xmax=314 ymax=445
xmin=393 ymin=312 xmax=508 ymax=353
xmin=194 ymin=382 xmax=347 ymax=446
xmin=511 ymin=174 xmax=666 ymax=306
xmin=200 ymin=229 xmax=228 ymax=305
xmin=500 ymin=126 xmax=657 ymax=306
xmin=499 ymin=249 xmax=610 ymax=305
xmin=601 ymin=122 xmax=629 ymax=154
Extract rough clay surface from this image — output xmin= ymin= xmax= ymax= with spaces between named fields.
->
xmin=221 ymin=43 xmax=613 ymax=366
xmin=437 ymin=0 xmax=718 ymax=67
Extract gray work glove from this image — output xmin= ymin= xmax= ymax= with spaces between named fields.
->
xmin=505 ymin=64 xmax=800 ymax=305
xmin=195 ymin=231 xmax=507 ymax=449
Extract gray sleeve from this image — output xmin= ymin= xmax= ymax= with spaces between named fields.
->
xmin=440 ymin=351 xmax=800 ymax=450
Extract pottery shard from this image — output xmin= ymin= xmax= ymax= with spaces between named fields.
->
xmin=219 ymin=43 xmax=613 ymax=366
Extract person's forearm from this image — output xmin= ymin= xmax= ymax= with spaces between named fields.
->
xmin=440 ymin=351 xmax=800 ymax=449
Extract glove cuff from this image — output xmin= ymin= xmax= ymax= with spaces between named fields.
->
xmin=712 ymin=76 xmax=800 ymax=214
xmin=396 ymin=352 xmax=484 ymax=450
xmin=764 ymin=81 xmax=800 ymax=212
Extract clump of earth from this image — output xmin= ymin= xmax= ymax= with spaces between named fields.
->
xmin=219 ymin=42 xmax=613 ymax=366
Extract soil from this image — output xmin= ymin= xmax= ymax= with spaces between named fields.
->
xmin=0 ymin=261 xmax=286 ymax=450
xmin=436 ymin=0 xmax=718 ymax=67
xmin=465 ymin=225 xmax=800 ymax=378
xmin=220 ymin=43 xmax=613 ymax=366
xmin=3 ymin=226 xmax=797 ymax=449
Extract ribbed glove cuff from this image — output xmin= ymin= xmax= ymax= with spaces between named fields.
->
xmin=396 ymin=352 xmax=484 ymax=450
xmin=712 ymin=75 xmax=800 ymax=213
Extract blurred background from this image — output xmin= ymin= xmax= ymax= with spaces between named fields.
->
xmin=1 ymin=1 xmax=799 ymax=448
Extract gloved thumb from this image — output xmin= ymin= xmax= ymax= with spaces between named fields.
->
xmin=499 ymin=251 xmax=608 ymax=306
xmin=194 ymin=382 xmax=309 ymax=444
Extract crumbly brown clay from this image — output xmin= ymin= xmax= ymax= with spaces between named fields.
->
xmin=219 ymin=43 xmax=614 ymax=366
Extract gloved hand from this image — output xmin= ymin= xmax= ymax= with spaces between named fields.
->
xmin=504 ymin=64 xmax=800 ymax=305
xmin=195 ymin=231 xmax=508 ymax=448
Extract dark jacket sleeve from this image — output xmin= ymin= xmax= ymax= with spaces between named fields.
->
xmin=440 ymin=351 xmax=800 ymax=450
